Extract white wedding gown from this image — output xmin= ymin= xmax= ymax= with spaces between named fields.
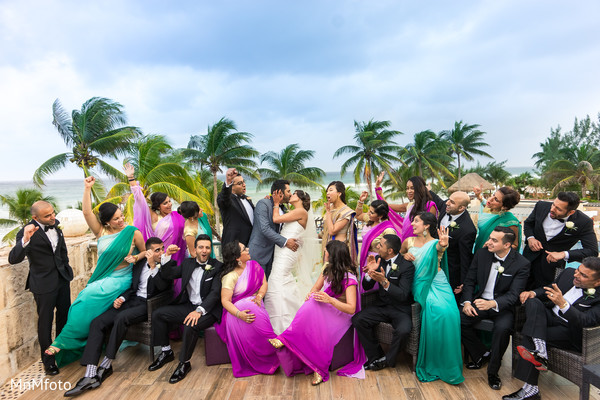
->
xmin=265 ymin=220 xmax=319 ymax=335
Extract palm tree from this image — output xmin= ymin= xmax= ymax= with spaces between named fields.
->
xmin=257 ymin=144 xmax=325 ymax=190
xmin=533 ymin=129 xmax=566 ymax=173
xmin=33 ymin=97 xmax=142 ymax=202
xmin=106 ymin=135 xmax=212 ymax=222
xmin=441 ymin=121 xmax=492 ymax=180
xmin=484 ymin=161 xmax=512 ymax=189
xmin=333 ymin=119 xmax=403 ymax=197
xmin=545 ymin=144 xmax=600 ymax=199
xmin=400 ymin=130 xmax=454 ymax=186
xmin=185 ymin=117 xmax=259 ymax=234
xmin=0 ymin=188 xmax=57 ymax=244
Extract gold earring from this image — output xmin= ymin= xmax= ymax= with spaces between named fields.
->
xmin=423 ymin=231 xmax=427 ymax=237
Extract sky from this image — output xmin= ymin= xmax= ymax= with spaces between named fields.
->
xmin=1 ymin=0 xmax=599 ymax=182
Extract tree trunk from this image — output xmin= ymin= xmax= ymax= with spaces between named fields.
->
xmin=457 ymin=154 xmax=462 ymax=181
xmin=213 ymin=171 xmax=220 ymax=236
xmin=367 ymin=173 xmax=373 ymax=201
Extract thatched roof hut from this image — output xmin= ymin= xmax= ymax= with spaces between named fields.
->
xmin=448 ymin=173 xmax=495 ymax=193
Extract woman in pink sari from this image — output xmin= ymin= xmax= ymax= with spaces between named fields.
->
xmin=356 ymin=192 xmax=397 ymax=293
xmin=215 ymin=241 xmax=279 ymax=377
xmin=269 ymin=240 xmax=366 ymax=385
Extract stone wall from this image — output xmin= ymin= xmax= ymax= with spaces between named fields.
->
xmin=0 ymin=234 xmax=97 ymax=386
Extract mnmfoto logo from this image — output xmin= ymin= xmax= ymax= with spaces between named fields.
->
xmin=10 ymin=378 xmax=72 ymax=391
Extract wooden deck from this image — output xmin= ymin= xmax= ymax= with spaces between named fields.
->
xmin=3 ymin=339 xmax=598 ymax=400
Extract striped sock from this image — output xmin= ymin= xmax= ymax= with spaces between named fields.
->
xmin=85 ymin=364 xmax=97 ymax=378
xmin=532 ymin=338 xmax=547 ymax=359
xmin=100 ymin=357 xmax=112 ymax=369
xmin=522 ymin=383 xmax=539 ymax=396
xmin=161 ymin=345 xmax=171 ymax=352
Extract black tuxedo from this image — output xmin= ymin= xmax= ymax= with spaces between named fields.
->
xmin=217 ymin=182 xmax=254 ymax=246
xmin=80 ymin=258 xmax=172 ymax=365
xmin=352 ymin=255 xmax=415 ymax=366
xmin=460 ymin=248 xmax=530 ymax=374
xmin=515 ymin=268 xmax=600 ymax=385
xmin=430 ymin=191 xmax=477 ymax=295
xmin=8 ymin=219 xmax=74 ymax=365
xmin=523 ymin=201 xmax=598 ymax=289
xmin=152 ymin=257 xmax=223 ymax=363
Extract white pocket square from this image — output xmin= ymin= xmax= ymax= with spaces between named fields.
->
xmin=205 ymin=277 xmax=213 ymax=281
xmin=502 ymin=274 xmax=513 ymax=277
xmin=579 ymin=304 xmax=591 ymax=308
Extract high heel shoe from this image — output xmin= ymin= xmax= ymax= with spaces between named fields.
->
xmin=311 ymin=372 xmax=323 ymax=386
xmin=45 ymin=346 xmax=60 ymax=356
xmin=269 ymin=338 xmax=284 ymax=349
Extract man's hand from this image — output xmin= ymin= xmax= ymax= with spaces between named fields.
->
xmin=183 ymin=311 xmax=202 ymax=326
xmin=286 ymin=238 xmax=299 ymax=252
xmin=453 ymin=284 xmax=463 ymax=294
xmin=113 ymin=297 xmax=124 ymax=309
xmin=520 ymin=290 xmax=536 ymax=304
xmin=474 ymin=298 xmax=496 ymax=311
xmin=367 ymin=268 xmax=387 ymax=284
xmin=462 ymin=302 xmax=478 ymax=317
xmin=544 ymin=283 xmax=566 ymax=307
xmin=546 ymin=251 xmax=566 ymax=263
xmin=363 ymin=255 xmax=379 ymax=273
xmin=23 ymin=223 xmax=39 ymax=243
xmin=225 ymin=168 xmax=238 ymax=185
xmin=527 ymin=237 xmax=543 ymax=252
xmin=166 ymin=245 xmax=179 ymax=256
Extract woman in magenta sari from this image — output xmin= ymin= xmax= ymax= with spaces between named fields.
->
xmin=125 ymin=163 xmax=187 ymax=295
xmin=269 ymin=240 xmax=366 ymax=386
xmin=375 ymin=173 xmax=438 ymax=242
xmin=215 ymin=241 xmax=279 ymax=377
xmin=355 ymin=192 xmax=397 ymax=293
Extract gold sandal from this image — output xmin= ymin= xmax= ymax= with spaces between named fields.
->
xmin=268 ymin=339 xmax=284 ymax=349
xmin=311 ymin=371 xmax=323 ymax=386
xmin=44 ymin=346 xmax=59 ymax=356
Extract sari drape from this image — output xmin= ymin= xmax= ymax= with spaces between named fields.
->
xmin=358 ymin=220 xmax=395 ymax=293
xmin=322 ymin=205 xmax=358 ymax=262
xmin=473 ymin=207 xmax=521 ymax=253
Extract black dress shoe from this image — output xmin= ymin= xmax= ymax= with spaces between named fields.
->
xmin=369 ymin=359 xmax=388 ymax=371
xmin=488 ymin=373 xmax=502 ymax=390
xmin=148 ymin=350 xmax=174 ymax=371
xmin=64 ymin=376 xmax=101 ymax=397
xmin=502 ymin=388 xmax=541 ymax=400
xmin=169 ymin=362 xmax=192 ymax=384
xmin=517 ymin=346 xmax=548 ymax=372
xmin=44 ymin=362 xmax=60 ymax=376
xmin=97 ymin=366 xmax=113 ymax=383
xmin=465 ymin=354 xmax=490 ymax=370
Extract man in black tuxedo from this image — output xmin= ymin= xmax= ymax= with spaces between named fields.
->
xmin=148 ymin=234 xmax=223 ymax=384
xmin=64 ymin=237 xmax=173 ymax=397
xmin=217 ymin=168 xmax=255 ymax=246
xmin=522 ymin=191 xmax=597 ymax=290
xmin=352 ymin=234 xmax=415 ymax=371
xmin=461 ymin=226 xmax=530 ymax=390
xmin=504 ymin=257 xmax=600 ymax=400
xmin=431 ymin=190 xmax=477 ymax=299
xmin=8 ymin=201 xmax=73 ymax=376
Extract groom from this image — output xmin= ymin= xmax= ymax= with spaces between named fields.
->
xmin=248 ymin=179 xmax=299 ymax=279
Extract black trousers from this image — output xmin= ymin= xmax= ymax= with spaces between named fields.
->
xmin=351 ymin=305 xmax=412 ymax=367
xmin=151 ymin=303 xmax=217 ymax=363
xmin=460 ymin=306 xmax=514 ymax=375
xmin=33 ymin=277 xmax=71 ymax=366
xmin=80 ymin=296 xmax=147 ymax=366
xmin=514 ymin=298 xmax=575 ymax=385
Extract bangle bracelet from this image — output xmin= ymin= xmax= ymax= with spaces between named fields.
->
xmin=357 ymin=201 xmax=364 ymax=204
xmin=128 ymin=178 xmax=135 ymax=182
xmin=236 ymin=310 xmax=240 ymax=318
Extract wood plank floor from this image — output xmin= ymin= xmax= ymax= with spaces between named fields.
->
xmin=5 ymin=338 xmax=598 ymax=400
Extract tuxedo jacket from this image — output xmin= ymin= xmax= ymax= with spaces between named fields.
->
xmin=248 ymin=197 xmax=287 ymax=267
xmin=8 ymin=219 xmax=73 ymax=294
xmin=362 ymin=255 xmax=415 ymax=314
xmin=430 ymin=191 xmax=477 ymax=288
xmin=119 ymin=258 xmax=173 ymax=301
xmin=523 ymin=201 xmax=598 ymax=283
xmin=217 ymin=182 xmax=254 ymax=246
xmin=461 ymin=248 xmax=530 ymax=312
xmin=160 ymin=257 xmax=223 ymax=322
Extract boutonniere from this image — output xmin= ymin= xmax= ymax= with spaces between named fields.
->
xmin=155 ymin=263 xmax=161 ymax=269
xmin=585 ymin=288 xmax=596 ymax=300
xmin=565 ymin=221 xmax=577 ymax=232
xmin=204 ymin=264 xmax=213 ymax=271
xmin=391 ymin=263 xmax=398 ymax=271
xmin=57 ymin=224 xmax=64 ymax=230
xmin=449 ymin=221 xmax=460 ymax=230
xmin=496 ymin=266 xmax=504 ymax=275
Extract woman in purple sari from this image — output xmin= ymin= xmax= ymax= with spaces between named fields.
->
xmin=356 ymin=192 xmax=397 ymax=293
xmin=215 ymin=241 xmax=279 ymax=377
xmin=269 ymin=240 xmax=366 ymax=385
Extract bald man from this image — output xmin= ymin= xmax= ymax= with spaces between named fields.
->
xmin=430 ymin=191 xmax=477 ymax=300
xmin=9 ymin=201 xmax=73 ymax=375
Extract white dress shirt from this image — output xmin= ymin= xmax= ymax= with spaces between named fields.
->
xmin=553 ymin=286 xmax=583 ymax=322
xmin=440 ymin=210 xmax=466 ymax=229
xmin=135 ymin=261 xmax=161 ymax=299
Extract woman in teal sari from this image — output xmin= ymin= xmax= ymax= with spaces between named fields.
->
xmin=401 ymin=212 xmax=464 ymax=385
xmin=45 ymin=177 xmax=146 ymax=367
xmin=473 ymin=186 xmax=521 ymax=252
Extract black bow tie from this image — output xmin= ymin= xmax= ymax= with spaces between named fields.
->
xmin=382 ymin=259 xmax=391 ymax=268
xmin=447 ymin=215 xmax=453 ymax=222
xmin=237 ymin=194 xmax=247 ymax=200
xmin=44 ymin=225 xmax=55 ymax=232
xmin=494 ymin=256 xmax=505 ymax=266
xmin=557 ymin=218 xmax=566 ymax=223
xmin=196 ymin=262 xmax=207 ymax=270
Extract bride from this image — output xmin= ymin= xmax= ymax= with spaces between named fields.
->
xmin=264 ymin=189 xmax=320 ymax=335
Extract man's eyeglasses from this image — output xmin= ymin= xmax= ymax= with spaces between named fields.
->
xmin=233 ymin=180 xmax=246 ymax=186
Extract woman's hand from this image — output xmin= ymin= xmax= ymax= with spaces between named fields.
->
xmin=272 ymin=189 xmax=284 ymax=206
xmin=375 ymin=171 xmax=385 ymax=188
xmin=438 ymin=226 xmax=449 ymax=248
xmin=359 ymin=191 xmax=368 ymax=202
xmin=237 ymin=309 xmax=256 ymax=324
xmin=305 ymin=290 xmax=316 ymax=301
xmin=312 ymin=291 xmax=332 ymax=304
xmin=84 ymin=176 xmax=95 ymax=188
xmin=124 ymin=254 xmax=138 ymax=264
xmin=198 ymin=208 xmax=204 ymax=218
xmin=403 ymin=252 xmax=416 ymax=262
xmin=252 ymin=294 xmax=263 ymax=307
xmin=473 ymin=184 xmax=483 ymax=200
xmin=325 ymin=202 xmax=331 ymax=213
xmin=123 ymin=162 xmax=135 ymax=179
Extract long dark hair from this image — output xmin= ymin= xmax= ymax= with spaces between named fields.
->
xmin=366 ymin=199 xmax=389 ymax=227
xmin=220 ymin=240 xmax=242 ymax=278
xmin=150 ymin=192 xmax=168 ymax=212
xmin=322 ymin=240 xmax=356 ymax=295
xmin=408 ymin=176 xmax=432 ymax=221
xmin=327 ymin=181 xmax=346 ymax=204
xmin=416 ymin=211 xmax=438 ymax=238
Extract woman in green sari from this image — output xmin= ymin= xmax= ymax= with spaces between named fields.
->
xmin=401 ymin=212 xmax=464 ymax=385
xmin=473 ymin=186 xmax=521 ymax=252
xmin=45 ymin=177 xmax=146 ymax=367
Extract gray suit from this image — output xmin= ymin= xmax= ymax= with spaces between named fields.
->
xmin=248 ymin=197 xmax=287 ymax=278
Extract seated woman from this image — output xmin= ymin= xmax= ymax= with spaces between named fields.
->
xmin=215 ymin=241 xmax=279 ymax=377
xmin=45 ymin=176 xmax=146 ymax=367
xmin=473 ymin=185 xmax=521 ymax=252
xmin=179 ymin=200 xmax=214 ymax=259
xmin=269 ymin=240 xmax=366 ymax=385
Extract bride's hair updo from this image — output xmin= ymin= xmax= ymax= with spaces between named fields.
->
xmin=294 ymin=190 xmax=311 ymax=211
